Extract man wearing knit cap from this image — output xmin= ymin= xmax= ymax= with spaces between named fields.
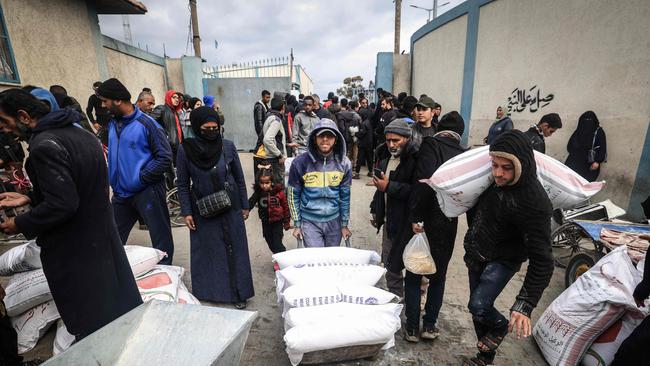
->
xmin=460 ymin=130 xmax=553 ymax=366
xmin=523 ymin=112 xmax=562 ymax=153
xmin=96 ymin=78 xmax=175 ymax=264
xmin=391 ymin=111 xmax=467 ymax=343
xmin=370 ymin=118 xmax=419 ymax=298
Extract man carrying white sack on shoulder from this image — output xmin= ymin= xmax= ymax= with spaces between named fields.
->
xmin=461 ymin=130 xmax=553 ymax=366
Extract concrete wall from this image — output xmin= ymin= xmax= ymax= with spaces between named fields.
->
xmin=0 ymin=0 xmax=101 ymax=100
xmin=392 ymin=54 xmax=411 ymax=96
xmin=103 ymin=48 xmax=166 ymax=106
xmin=411 ymin=14 xmax=467 ymax=113
xmin=203 ymin=77 xmax=289 ymax=150
xmin=375 ymin=52 xmax=393 ymax=97
xmin=410 ymin=0 xmax=650 ymax=220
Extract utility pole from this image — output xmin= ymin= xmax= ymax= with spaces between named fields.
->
xmin=288 ymin=48 xmax=294 ymax=92
xmin=394 ymin=0 xmax=402 ymax=54
xmin=122 ymin=15 xmax=133 ymax=45
xmin=433 ymin=0 xmax=438 ymax=19
xmin=189 ymin=0 xmax=201 ymax=58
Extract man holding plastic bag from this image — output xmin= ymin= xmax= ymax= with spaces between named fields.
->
xmin=460 ymin=130 xmax=553 ymax=366
xmin=391 ymin=112 xmax=467 ymax=343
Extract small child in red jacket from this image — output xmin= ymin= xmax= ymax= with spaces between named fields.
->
xmin=248 ymin=166 xmax=291 ymax=254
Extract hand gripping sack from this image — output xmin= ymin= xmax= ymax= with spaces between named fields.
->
xmin=533 ymin=246 xmax=642 ymax=366
xmin=423 ymin=146 xmax=605 ymax=217
xmin=403 ymin=233 xmax=436 ymax=275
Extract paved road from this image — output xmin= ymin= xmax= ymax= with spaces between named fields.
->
xmin=7 ymin=152 xmax=563 ymax=365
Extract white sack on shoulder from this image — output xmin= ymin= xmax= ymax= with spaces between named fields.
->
xmin=0 ymin=240 xmax=41 ymax=276
xmin=423 ymin=146 xmax=605 ymax=217
xmin=272 ymin=247 xmax=381 ymax=269
xmin=4 ymin=269 xmax=52 ymax=317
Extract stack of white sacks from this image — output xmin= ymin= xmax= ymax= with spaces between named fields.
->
xmin=0 ymin=242 xmax=198 ymax=356
xmin=273 ymin=247 xmax=402 ymax=366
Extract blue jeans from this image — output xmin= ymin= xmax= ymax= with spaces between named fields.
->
xmin=467 ymin=262 xmax=516 ymax=341
xmin=112 ymin=181 xmax=174 ymax=265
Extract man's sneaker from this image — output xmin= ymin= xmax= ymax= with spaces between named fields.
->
xmin=403 ymin=328 xmax=419 ymax=343
xmin=421 ymin=325 xmax=439 ymax=340
xmin=352 ymin=172 xmax=360 ymax=179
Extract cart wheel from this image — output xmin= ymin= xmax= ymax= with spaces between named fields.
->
xmin=551 ymin=223 xmax=587 ymax=268
xmin=166 ymin=188 xmax=186 ymax=228
xmin=565 ymin=253 xmax=595 ymax=288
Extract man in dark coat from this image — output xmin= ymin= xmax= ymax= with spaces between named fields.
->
xmin=253 ymin=90 xmax=271 ymax=149
xmin=392 ymin=112 xmax=467 ymax=343
xmin=370 ymin=119 xmax=419 ymax=298
xmin=523 ymin=113 xmax=562 ymax=154
xmin=461 ymin=130 xmax=553 ymax=366
xmin=0 ymin=89 xmax=142 ymax=340
xmin=355 ymin=107 xmax=374 ymax=178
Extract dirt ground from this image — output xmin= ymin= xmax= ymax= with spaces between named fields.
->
xmin=2 ymin=152 xmax=566 ymax=365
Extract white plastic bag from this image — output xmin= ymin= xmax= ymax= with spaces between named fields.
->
xmin=533 ymin=246 xmax=643 ymax=366
xmin=403 ymin=233 xmax=436 ymax=275
xmin=52 ymin=320 xmax=75 ymax=356
xmin=11 ymin=300 xmax=60 ymax=354
xmin=0 ymin=240 xmax=41 ymax=276
xmin=4 ymin=269 xmax=52 ymax=317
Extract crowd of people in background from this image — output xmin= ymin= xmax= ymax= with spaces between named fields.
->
xmin=0 ymin=74 xmax=645 ymax=366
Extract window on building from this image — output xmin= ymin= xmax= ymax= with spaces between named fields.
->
xmin=0 ymin=6 xmax=18 ymax=83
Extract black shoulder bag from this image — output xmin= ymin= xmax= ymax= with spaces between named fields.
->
xmin=586 ymin=127 xmax=601 ymax=164
xmin=196 ymin=158 xmax=232 ymax=218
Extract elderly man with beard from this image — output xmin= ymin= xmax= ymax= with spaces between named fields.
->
xmin=0 ymin=88 xmax=142 ymax=342
xmin=461 ymin=130 xmax=553 ymax=366
xmin=370 ymin=119 xmax=419 ymax=298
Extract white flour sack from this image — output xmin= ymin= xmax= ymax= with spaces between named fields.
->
xmin=52 ymin=320 xmax=76 ymax=356
xmin=11 ymin=300 xmax=60 ymax=354
xmin=281 ymin=284 xmax=341 ymax=306
xmin=0 ymin=240 xmax=41 ymax=276
xmin=272 ymin=247 xmax=381 ymax=270
xmin=136 ymin=265 xmax=184 ymax=302
xmin=284 ymin=303 xmax=402 ymax=366
xmin=423 ymin=146 xmax=605 ymax=217
xmin=284 ymin=302 xmax=403 ymax=330
xmin=581 ymin=311 xmax=647 ymax=366
xmin=533 ymin=246 xmax=641 ymax=366
xmin=124 ymin=245 xmax=167 ymax=277
xmin=337 ymin=284 xmax=399 ymax=305
xmin=275 ymin=264 xmax=386 ymax=297
xmin=4 ymin=269 xmax=52 ymax=317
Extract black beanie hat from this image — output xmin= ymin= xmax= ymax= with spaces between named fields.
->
xmin=438 ymin=111 xmax=465 ymax=136
xmin=96 ymin=78 xmax=131 ymax=101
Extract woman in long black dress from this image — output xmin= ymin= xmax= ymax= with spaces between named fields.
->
xmin=176 ymin=106 xmax=254 ymax=308
xmin=565 ymin=111 xmax=607 ymax=182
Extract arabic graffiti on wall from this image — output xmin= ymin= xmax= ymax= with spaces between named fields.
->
xmin=507 ymin=85 xmax=554 ymax=114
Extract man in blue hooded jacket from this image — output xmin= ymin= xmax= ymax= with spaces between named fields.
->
xmin=96 ymin=78 xmax=175 ymax=264
xmin=288 ymin=119 xmax=352 ymax=247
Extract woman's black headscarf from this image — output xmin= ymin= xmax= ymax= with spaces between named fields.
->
xmin=183 ymin=106 xmax=223 ymax=170
xmin=570 ymin=111 xmax=600 ymax=150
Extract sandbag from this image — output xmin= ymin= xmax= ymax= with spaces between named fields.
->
xmin=11 ymin=299 xmax=59 ymax=354
xmin=284 ymin=303 xmax=401 ymax=366
xmin=275 ymin=264 xmax=386 ymax=299
xmin=4 ymin=269 xmax=52 ymax=317
xmin=124 ymin=245 xmax=167 ymax=277
xmin=581 ymin=311 xmax=646 ymax=366
xmin=136 ymin=265 xmax=184 ymax=302
xmin=533 ymin=246 xmax=642 ymax=366
xmin=424 ymin=146 xmax=605 ymax=217
xmin=52 ymin=320 xmax=75 ymax=356
xmin=0 ymin=240 xmax=41 ymax=276
xmin=272 ymin=247 xmax=381 ymax=270
xmin=177 ymin=281 xmax=201 ymax=305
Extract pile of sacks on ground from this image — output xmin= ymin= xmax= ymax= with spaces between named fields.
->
xmin=533 ymin=246 xmax=649 ymax=366
xmin=273 ymin=247 xmax=402 ymax=366
xmin=0 ymin=242 xmax=197 ymax=356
